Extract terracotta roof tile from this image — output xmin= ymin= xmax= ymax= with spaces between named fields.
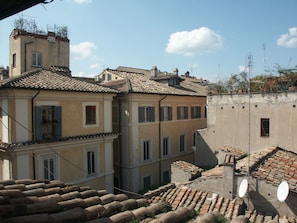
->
xmin=101 ymin=69 xmax=206 ymax=96
xmin=1 ymin=69 xmax=118 ymax=93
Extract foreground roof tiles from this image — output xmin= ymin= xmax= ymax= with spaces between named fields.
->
xmin=0 ymin=69 xmax=118 ymax=93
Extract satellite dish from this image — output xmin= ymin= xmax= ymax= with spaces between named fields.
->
xmin=238 ymin=179 xmax=248 ymax=198
xmin=277 ymin=181 xmax=289 ymax=202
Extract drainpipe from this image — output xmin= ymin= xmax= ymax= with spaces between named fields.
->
xmin=158 ymin=95 xmax=167 ymax=185
xmin=31 ymin=90 xmax=40 ymax=180
xmin=31 ymin=90 xmax=40 ymax=141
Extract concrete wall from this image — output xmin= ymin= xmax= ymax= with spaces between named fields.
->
xmin=199 ymin=92 xmax=297 ymax=159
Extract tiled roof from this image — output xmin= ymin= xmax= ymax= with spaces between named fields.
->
xmin=101 ymin=69 xmax=206 ymax=96
xmin=0 ymin=69 xmax=118 ymax=93
xmin=219 ymin=145 xmax=247 ymax=161
xmin=252 ymin=148 xmax=297 ymax=193
xmin=0 ymin=132 xmax=117 ymax=150
xmin=0 ymin=179 xmax=244 ymax=223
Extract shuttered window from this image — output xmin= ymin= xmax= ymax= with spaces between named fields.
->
xmin=160 ymin=106 xmax=172 ymax=121
xmin=191 ymin=106 xmax=201 ymax=119
xmin=139 ymin=106 xmax=155 ymax=122
xmin=177 ymin=106 xmax=188 ymax=120
xmin=35 ymin=106 xmax=62 ymax=141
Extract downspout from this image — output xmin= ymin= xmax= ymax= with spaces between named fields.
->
xmin=158 ymin=95 xmax=167 ymax=185
xmin=31 ymin=90 xmax=40 ymax=180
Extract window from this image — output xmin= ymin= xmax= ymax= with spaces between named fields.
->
xmin=162 ymin=170 xmax=170 ymax=184
xmin=205 ymin=106 xmax=207 ymax=118
xmin=87 ymin=150 xmax=96 ymax=175
xmin=139 ymin=106 xmax=155 ymax=122
xmin=35 ymin=106 xmax=62 ymax=140
xmin=261 ymin=118 xmax=270 ymax=137
xmin=180 ymin=134 xmax=185 ymax=152
xmin=193 ymin=132 xmax=196 ymax=146
xmin=191 ymin=106 xmax=201 ymax=119
xmin=143 ymin=176 xmax=151 ymax=191
xmin=83 ymin=102 xmax=98 ymax=127
xmin=177 ymin=106 xmax=188 ymax=120
xmin=86 ymin=105 xmax=96 ymax=125
xmin=12 ymin=53 xmax=16 ymax=68
xmin=42 ymin=155 xmax=56 ymax=180
xmin=143 ymin=140 xmax=151 ymax=161
xmin=32 ymin=52 xmax=42 ymax=67
xmin=160 ymin=106 xmax=172 ymax=121
xmin=162 ymin=137 xmax=169 ymax=156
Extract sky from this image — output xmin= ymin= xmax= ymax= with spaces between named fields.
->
xmin=1 ymin=0 xmax=297 ymax=82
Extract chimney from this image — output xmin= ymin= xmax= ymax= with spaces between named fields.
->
xmin=151 ymin=66 xmax=158 ymax=77
xmin=222 ymin=154 xmax=236 ymax=199
xmin=173 ymin=68 xmax=178 ymax=76
xmin=47 ymin=31 xmax=56 ymax=43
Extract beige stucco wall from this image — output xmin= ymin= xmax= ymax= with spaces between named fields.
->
xmin=0 ymin=88 xmax=116 ymax=192
xmin=115 ymin=93 xmax=207 ymax=192
xmin=9 ymin=31 xmax=69 ymax=77
xmin=201 ymin=92 xmax=297 ymax=157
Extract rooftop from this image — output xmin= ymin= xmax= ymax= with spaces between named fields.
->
xmin=0 ymin=69 xmax=118 ymax=94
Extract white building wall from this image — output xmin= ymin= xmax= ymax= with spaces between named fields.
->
xmin=1 ymin=99 xmax=9 ymax=143
xmin=16 ymin=154 xmax=30 ymax=179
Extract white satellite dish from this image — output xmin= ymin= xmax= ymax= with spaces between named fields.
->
xmin=238 ymin=179 xmax=248 ymax=198
xmin=277 ymin=180 xmax=289 ymax=202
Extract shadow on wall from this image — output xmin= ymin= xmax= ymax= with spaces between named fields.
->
xmin=249 ymin=191 xmax=278 ymax=214
xmin=286 ymin=192 xmax=297 ymax=216
xmin=196 ymin=132 xmax=218 ymax=168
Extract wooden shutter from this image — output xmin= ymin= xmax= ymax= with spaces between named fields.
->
xmin=139 ymin=107 xmax=145 ymax=122
xmin=149 ymin=107 xmax=155 ymax=122
xmin=53 ymin=106 xmax=62 ymax=139
xmin=177 ymin=107 xmax=181 ymax=120
xmin=35 ymin=106 xmax=42 ymax=140
xmin=168 ymin=107 xmax=172 ymax=120
xmin=184 ymin=107 xmax=188 ymax=119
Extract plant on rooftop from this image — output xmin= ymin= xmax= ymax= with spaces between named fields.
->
xmin=14 ymin=17 xmax=68 ymax=38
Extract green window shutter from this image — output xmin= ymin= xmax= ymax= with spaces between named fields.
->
xmin=35 ymin=106 xmax=42 ymax=141
xmin=185 ymin=107 xmax=188 ymax=119
xmin=160 ymin=107 xmax=164 ymax=121
xmin=168 ymin=107 xmax=172 ymax=120
xmin=53 ymin=106 xmax=62 ymax=139
xmin=149 ymin=107 xmax=155 ymax=122
xmin=139 ymin=107 xmax=145 ymax=122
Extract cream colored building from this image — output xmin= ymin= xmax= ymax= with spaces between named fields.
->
xmin=9 ymin=29 xmax=69 ymax=77
xmin=97 ymin=66 xmax=207 ymax=192
xmin=197 ymin=92 xmax=297 ymax=167
xmin=0 ymin=69 xmax=118 ymax=191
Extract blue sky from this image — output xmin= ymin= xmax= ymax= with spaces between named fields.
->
xmin=1 ymin=0 xmax=297 ymax=82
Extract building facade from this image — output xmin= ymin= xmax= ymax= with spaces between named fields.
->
xmin=0 ymin=70 xmax=117 ymax=192
xmin=9 ymin=29 xmax=69 ymax=77
xmin=97 ymin=67 xmax=207 ymax=192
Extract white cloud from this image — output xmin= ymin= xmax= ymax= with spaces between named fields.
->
xmin=70 ymin=42 xmax=96 ymax=59
xmin=74 ymin=0 xmax=92 ymax=4
xmin=90 ymin=63 xmax=100 ymax=69
xmin=165 ymin=27 xmax=223 ymax=56
xmin=277 ymin=27 xmax=297 ymax=48
xmin=238 ymin=65 xmax=247 ymax=73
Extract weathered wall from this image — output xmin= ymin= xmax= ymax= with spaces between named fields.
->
xmin=199 ymin=92 xmax=297 ymax=161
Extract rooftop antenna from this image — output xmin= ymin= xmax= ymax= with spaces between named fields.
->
xmin=263 ymin=44 xmax=267 ymax=75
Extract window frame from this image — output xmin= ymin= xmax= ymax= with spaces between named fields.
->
xmin=179 ymin=134 xmax=185 ymax=152
xmin=83 ymin=102 xmax=99 ymax=128
xmin=162 ymin=137 xmax=169 ymax=157
xmin=260 ymin=118 xmax=270 ymax=137
xmin=191 ymin=106 xmax=201 ymax=119
xmin=32 ymin=52 xmax=42 ymax=67
xmin=39 ymin=154 xmax=58 ymax=181
xmin=143 ymin=140 xmax=151 ymax=161
xmin=160 ymin=106 xmax=172 ymax=121
xmin=85 ymin=148 xmax=98 ymax=176
xmin=139 ymin=106 xmax=155 ymax=123
xmin=12 ymin=53 xmax=16 ymax=68
xmin=35 ymin=105 xmax=62 ymax=141
xmin=177 ymin=106 xmax=188 ymax=120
